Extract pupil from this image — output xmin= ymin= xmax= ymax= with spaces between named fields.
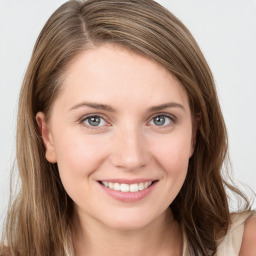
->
xmin=154 ymin=116 xmax=165 ymax=126
xmin=89 ymin=116 xmax=100 ymax=126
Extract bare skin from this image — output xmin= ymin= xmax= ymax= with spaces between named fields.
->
xmin=72 ymin=208 xmax=183 ymax=256
xmin=36 ymin=44 xmax=195 ymax=256
xmin=239 ymin=214 xmax=256 ymax=256
xmin=36 ymin=44 xmax=256 ymax=256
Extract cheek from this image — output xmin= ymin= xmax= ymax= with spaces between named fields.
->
xmin=153 ymin=132 xmax=192 ymax=174
xmin=52 ymin=130 xmax=110 ymax=202
xmin=53 ymin=129 xmax=109 ymax=180
xmin=153 ymin=134 xmax=191 ymax=203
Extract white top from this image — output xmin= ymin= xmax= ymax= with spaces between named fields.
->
xmin=182 ymin=211 xmax=255 ymax=256
xmin=67 ymin=211 xmax=255 ymax=256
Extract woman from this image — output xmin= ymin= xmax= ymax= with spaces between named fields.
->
xmin=1 ymin=0 xmax=255 ymax=255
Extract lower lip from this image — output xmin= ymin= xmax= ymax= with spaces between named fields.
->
xmin=99 ymin=182 xmax=158 ymax=202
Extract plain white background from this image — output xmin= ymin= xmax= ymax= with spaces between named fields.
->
xmin=0 ymin=0 xmax=255 ymax=232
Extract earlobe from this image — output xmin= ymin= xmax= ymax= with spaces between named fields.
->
xmin=36 ymin=112 xmax=57 ymax=163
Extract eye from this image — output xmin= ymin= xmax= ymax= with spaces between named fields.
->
xmin=82 ymin=115 xmax=108 ymax=128
xmin=149 ymin=113 xmax=175 ymax=127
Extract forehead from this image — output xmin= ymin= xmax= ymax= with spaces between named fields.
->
xmin=54 ymin=44 xmax=190 ymax=113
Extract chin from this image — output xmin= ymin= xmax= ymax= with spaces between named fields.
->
xmin=100 ymin=210 xmax=160 ymax=231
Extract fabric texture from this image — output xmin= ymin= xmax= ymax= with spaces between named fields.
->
xmin=182 ymin=210 xmax=255 ymax=256
xmin=67 ymin=211 xmax=255 ymax=256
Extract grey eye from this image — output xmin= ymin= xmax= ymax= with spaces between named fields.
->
xmin=150 ymin=115 xmax=172 ymax=126
xmin=84 ymin=116 xmax=106 ymax=127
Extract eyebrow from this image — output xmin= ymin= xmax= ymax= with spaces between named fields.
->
xmin=69 ymin=101 xmax=185 ymax=113
xmin=148 ymin=102 xmax=185 ymax=112
xmin=69 ymin=102 xmax=116 ymax=112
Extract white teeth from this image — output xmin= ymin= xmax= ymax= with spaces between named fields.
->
xmin=120 ymin=184 xmax=129 ymax=192
xmin=138 ymin=182 xmax=145 ymax=191
xmin=130 ymin=183 xmax=139 ymax=192
xmin=101 ymin=181 xmax=153 ymax=192
xmin=102 ymin=181 xmax=108 ymax=187
xmin=113 ymin=183 xmax=120 ymax=191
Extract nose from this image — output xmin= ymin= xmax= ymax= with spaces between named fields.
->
xmin=109 ymin=125 xmax=149 ymax=171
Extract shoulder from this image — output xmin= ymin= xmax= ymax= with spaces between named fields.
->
xmin=239 ymin=212 xmax=256 ymax=256
xmin=216 ymin=210 xmax=255 ymax=256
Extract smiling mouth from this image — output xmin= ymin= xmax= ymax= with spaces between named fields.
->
xmin=99 ymin=181 xmax=157 ymax=193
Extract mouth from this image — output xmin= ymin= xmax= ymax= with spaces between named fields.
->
xmin=98 ymin=180 xmax=157 ymax=193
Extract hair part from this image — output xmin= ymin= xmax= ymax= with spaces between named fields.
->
xmin=1 ymin=0 xmax=252 ymax=255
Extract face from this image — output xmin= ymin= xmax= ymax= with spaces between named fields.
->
xmin=37 ymin=44 xmax=195 ymax=231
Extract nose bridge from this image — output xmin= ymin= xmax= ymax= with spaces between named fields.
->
xmin=110 ymin=123 xmax=149 ymax=170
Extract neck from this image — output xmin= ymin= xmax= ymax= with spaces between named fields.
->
xmin=71 ymin=208 xmax=183 ymax=256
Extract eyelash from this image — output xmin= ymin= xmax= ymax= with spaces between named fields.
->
xmin=79 ymin=112 xmax=177 ymax=130
xmin=80 ymin=114 xmax=110 ymax=130
xmin=149 ymin=113 xmax=176 ymax=128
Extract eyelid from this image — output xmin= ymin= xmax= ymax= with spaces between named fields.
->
xmin=79 ymin=113 xmax=111 ymax=130
xmin=79 ymin=112 xmax=177 ymax=130
xmin=147 ymin=112 xmax=177 ymax=128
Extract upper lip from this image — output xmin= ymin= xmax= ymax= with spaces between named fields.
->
xmin=98 ymin=179 xmax=157 ymax=184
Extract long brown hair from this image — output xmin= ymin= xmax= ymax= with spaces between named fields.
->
xmin=1 ymin=0 xmax=252 ymax=255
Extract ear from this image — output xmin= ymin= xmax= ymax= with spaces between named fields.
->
xmin=36 ymin=112 xmax=57 ymax=163
xmin=190 ymin=112 xmax=201 ymax=158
